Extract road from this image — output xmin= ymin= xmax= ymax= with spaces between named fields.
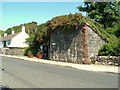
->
xmin=1 ymin=56 xmax=118 ymax=88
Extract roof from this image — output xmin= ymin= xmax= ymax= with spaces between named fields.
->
xmin=0 ymin=32 xmax=20 ymax=42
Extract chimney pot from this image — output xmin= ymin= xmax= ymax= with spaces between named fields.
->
xmin=12 ymin=30 xmax=15 ymax=34
xmin=22 ymin=24 xmax=25 ymax=32
xmin=4 ymin=33 xmax=7 ymax=37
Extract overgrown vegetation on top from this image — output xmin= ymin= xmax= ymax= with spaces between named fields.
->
xmin=47 ymin=13 xmax=85 ymax=31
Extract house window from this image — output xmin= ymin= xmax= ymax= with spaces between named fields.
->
xmin=8 ymin=40 xmax=11 ymax=45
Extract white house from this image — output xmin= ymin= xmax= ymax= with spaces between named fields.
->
xmin=0 ymin=25 xmax=29 ymax=48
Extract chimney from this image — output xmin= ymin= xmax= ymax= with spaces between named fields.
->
xmin=12 ymin=30 xmax=15 ymax=34
xmin=4 ymin=33 xmax=7 ymax=37
xmin=22 ymin=24 xmax=25 ymax=32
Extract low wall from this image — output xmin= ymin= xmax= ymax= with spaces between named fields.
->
xmin=5 ymin=48 xmax=25 ymax=56
xmin=90 ymin=56 xmax=120 ymax=66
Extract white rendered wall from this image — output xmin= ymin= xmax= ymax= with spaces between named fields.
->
xmin=0 ymin=42 xmax=3 ymax=48
xmin=7 ymin=31 xmax=29 ymax=48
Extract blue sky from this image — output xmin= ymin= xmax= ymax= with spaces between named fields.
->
xmin=1 ymin=2 xmax=85 ymax=30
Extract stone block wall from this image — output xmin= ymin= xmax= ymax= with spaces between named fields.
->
xmin=50 ymin=29 xmax=83 ymax=63
xmin=90 ymin=56 xmax=120 ymax=66
xmin=50 ymin=25 xmax=105 ymax=63
xmin=87 ymin=26 xmax=105 ymax=57
xmin=5 ymin=48 xmax=25 ymax=56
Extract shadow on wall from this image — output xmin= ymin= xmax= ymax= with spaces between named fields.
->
xmin=50 ymin=27 xmax=84 ymax=63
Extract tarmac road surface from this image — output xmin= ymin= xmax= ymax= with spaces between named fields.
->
xmin=1 ymin=56 xmax=118 ymax=88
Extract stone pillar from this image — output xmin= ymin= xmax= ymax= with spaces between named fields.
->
xmin=82 ymin=24 xmax=90 ymax=64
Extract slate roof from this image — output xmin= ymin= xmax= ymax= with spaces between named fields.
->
xmin=0 ymin=32 xmax=20 ymax=42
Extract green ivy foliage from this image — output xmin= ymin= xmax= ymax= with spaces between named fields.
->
xmin=36 ymin=23 xmax=50 ymax=43
xmin=25 ymin=23 xmax=50 ymax=56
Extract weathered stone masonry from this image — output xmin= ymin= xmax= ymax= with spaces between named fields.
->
xmin=50 ymin=24 xmax=105 ymax=63
xmin=87 ymin=26 xmax=105 ymax=57
xmin=1 ymin=48 xmax=25 ymax=56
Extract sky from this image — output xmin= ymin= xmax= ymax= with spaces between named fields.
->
xmin=1 ymin=2 xmax=85 ymax=30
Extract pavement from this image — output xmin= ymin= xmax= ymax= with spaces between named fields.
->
xmin=0 ymin=54 xmax=119 ymax=74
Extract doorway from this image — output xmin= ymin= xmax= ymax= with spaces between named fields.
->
xmin=42 ymin=44 xmax=48 ymax=59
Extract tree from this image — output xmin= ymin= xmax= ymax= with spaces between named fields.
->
xmin=36 ymin=23 xmax=49 ymax=43
xmin=77 ymin=2 xmax=119 ymax=28
xmin=0 ymin=30 xmax=5 ymax=37
xmin=78 ymin=2 xmax=120 ymax=56
xmin=25 ymin=23 xmax=50 ymax=56
xmin=5 ymin=21 xmax=38 ymax=35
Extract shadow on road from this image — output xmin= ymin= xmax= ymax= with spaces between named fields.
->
xmin=0 ymin=86 xmax=14 ymax=90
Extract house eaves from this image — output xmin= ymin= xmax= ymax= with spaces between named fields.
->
xmin=0 ymin=32 xmax=20 ymax=42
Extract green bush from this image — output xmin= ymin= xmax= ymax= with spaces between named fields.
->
xmin=24 ymin=46 xmax=38 ymax=56
xmin=98 ymin=39 xmax=120 ymax=56
xmin=99 ymin=44 xmax=114 ymax=56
